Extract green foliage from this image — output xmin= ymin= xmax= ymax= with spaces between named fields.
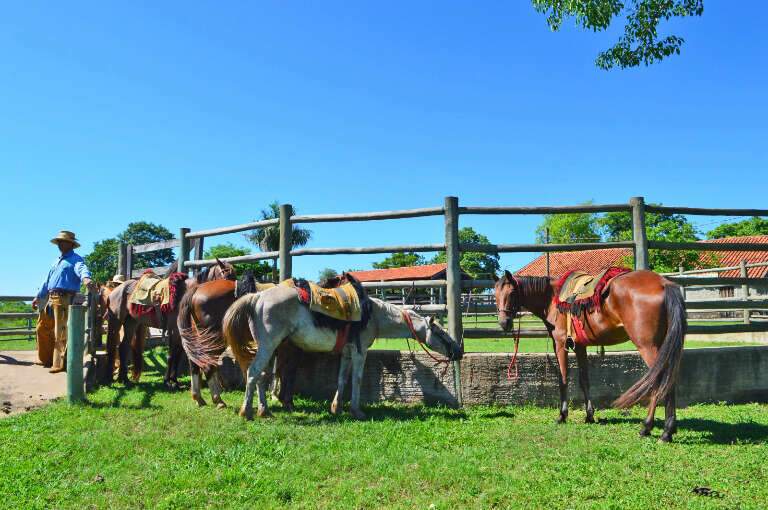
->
xmin=535 ymin=208 xmax=601 ymax=244
xmin=599 ymin=210 xmax=713 ymax=272
xmin=532 ymin=0 xmax=704 ymax=69
xmin=84 ymin=222 xmax=175 ymax=283
xmin=118 ymin=221 xmax=176 ymax=269
xmin=373 ymin=252 xmax=426 ymax=269
xmin=84 ymin=238 xmax=119 ymax=284
xmin=707 ymin=217 xmax=768 ymax=239
xmin=203 ymin=243 xmax=271 ymax=280
xmin=317 ymin=268 xmax=339 ymax=281
xmin=432 ymin=227 xmax=500 ymax=278
xmin=245 ymin=202 xmax=313 ymax=281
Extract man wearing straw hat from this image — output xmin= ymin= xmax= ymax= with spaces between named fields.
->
xmin=32 ymin=231 xmax=94 ymax=373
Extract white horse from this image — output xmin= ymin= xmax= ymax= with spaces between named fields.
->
xmin=222 ymin=285 xmax=463 ymax=420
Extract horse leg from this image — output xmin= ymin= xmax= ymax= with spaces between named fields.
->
xmin=190 ymin=362 xmax=206 ymax=406
xmin=330 ymin=351 xmax=352 ymax=415
xmin=240 ymin=345 xmax=276 ymax=420
xmin=636 ymin=345 xmax=660 ymax=437
xmin=349 ymin=349 xmax=369 ymax=420
xmin=660 ymin=386 xmax=677 ymax=442
xmin=207 ymin=367 xmax=227 ymax=409
xmin=119 ymin=321 xmax=136 ymax=386
xmin=106 ymin=314 xmax=119 ymax=383
xmin=165 ymin=333 xmax=184 ymax=391
xmin=574 ymin=345 xmax=595 ymax=423
xmin=553 ymin=335 xmax=569 ymax=424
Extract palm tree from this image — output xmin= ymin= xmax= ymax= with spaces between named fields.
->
xmin=245 ymin=202 xmax=312 ymax=282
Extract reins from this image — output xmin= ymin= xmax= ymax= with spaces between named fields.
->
xmin=401 ymin=309 xmax=453 ymax=372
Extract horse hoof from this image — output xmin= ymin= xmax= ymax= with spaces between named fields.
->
xmin=193 ymin=397 xmax=207 ymax=407
xmin=216 ymin=402 xmax=227 ymax=410
xmin=239 ymin=407 xmax=254 ymax=421
xmin=585 ymin=415 xmax=596 ymax=424
xmin=282 ymin=403 xmax=294 ymax=413
xmin=330 ymin=401 xmax=341 ymax=415
xmin=556 ymin=415 xmax=567 ymax=424
xmin=659 ymin=433 xmax=673 ymax=443
xmin=639 ymin=429 xmax=651 ymax=438
xmin=257 ymin=407 xmax=272 ymax=418
xmin=351 ymin=409 xmax=367 ymax=420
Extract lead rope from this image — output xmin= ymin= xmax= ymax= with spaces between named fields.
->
xmin=506 ymin=313 xmax=522 ymax=381
xmin=401 ymin=310 xmax=452 ymax=378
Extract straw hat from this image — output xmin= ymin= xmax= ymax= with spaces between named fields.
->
xmin=50 ymin=230 xmax=80 ymax=249
xmin=110 ymin=274 xmax=127 ymax=285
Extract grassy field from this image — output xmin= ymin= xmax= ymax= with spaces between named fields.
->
xmin=1 ymin=361 xmax=767 ymax=509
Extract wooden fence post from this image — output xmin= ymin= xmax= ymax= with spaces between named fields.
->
xmin=117 ymin=242 xmax=128 ymax=277
xmin=444 ymin=196 xmax=463 ymax=405
xmin=66 ymin=304 xmax=86 ymax=403
xmin=279 ymin=204 xmax=293 ymax=281
xmin=630 ymin=196 xmax=649 ymax=270
xmin=125 ymin=244 xmax=133 ymax=279
xmin=178 ymin=228 xmax=190 ymax=276
xmin=193 ymin=237 xmax=205 ymax=276
xmin=740 ymin=259 xmax=750 ymax=324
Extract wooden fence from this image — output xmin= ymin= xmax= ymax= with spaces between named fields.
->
xmin=112 ymin=196 xmax=766 ymax=403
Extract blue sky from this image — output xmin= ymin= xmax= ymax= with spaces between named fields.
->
xmin=1 ymin=2 xmax=765 ymax=295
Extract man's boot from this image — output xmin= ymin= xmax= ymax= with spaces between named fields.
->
xmin=49 ymin=350 xmax=65 ymax=374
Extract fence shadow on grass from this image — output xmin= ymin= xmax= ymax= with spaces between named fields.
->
xmin=276 ymin=398 xmax=468 ymax=426
xmin=599 ymin=416 xmax=768 ymax=445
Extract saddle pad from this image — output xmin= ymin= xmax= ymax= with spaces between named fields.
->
xmin=129 ymin=273 xmax=164 ymax=306
xmin=308 ymin=281 xmax=361 ymax=322
xmin=558 ymin=269 xmax=609 ymax=304
xmin=256 ymin=283 xmax=277 ymax=292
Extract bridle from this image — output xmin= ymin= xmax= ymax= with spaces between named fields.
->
xmin=496 ymin=275 xmax=523 ymax=381
xmin=401 ymin=309 xmax=455 ymax=365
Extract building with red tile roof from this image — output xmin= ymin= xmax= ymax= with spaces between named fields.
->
xmin=697 ymin=235 xmax=768 ymax=278
xmin=514 ymin=235 xmax=768 ymax=279
xmin=515 ymin=248 xmax=632 ymax=278
xmin=349 ymin=263 xmax=449 ymax=282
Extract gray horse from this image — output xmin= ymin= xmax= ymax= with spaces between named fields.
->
xmin=222 ymin=285 xmax=464 ymax=420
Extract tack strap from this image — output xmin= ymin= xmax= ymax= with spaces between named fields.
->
xmin=401 ymin=310 xmax=450 ymax=365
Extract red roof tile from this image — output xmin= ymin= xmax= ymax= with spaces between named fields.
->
xmin=349 ymin=263 xmax=448 ymax=282
xmin=516 ymin=248 xmax=632 ymax=278
xmin=696 ymin=235 xmax=768 ymax=278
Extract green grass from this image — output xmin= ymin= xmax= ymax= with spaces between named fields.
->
xmin=1 ymin=361 xmax=767 ymax=509
xmin=0 ymin=337 xmax=36 ymax=350
xmin=373 ymin=337 xmax=762 ymax=353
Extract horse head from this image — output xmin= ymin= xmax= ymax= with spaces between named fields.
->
xmin=493 ymin=270 xmax=521 ymax=332
xmin=212 ymin=257 xmax=237 ymax=281
xmin=404 ymin=309 xmax=463 ymax=361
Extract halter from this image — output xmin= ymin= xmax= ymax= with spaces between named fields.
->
xmin=401 ymin=310 xmax=452 ymax=365
xmin=497 ymin=275 xmax=523 ymax=381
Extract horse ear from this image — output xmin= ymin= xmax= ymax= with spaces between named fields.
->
xmin=216 ymin=257 xmax=224 ymax=267
xmin=504 ymin=270 xmax=514 ymax=282
xmin=492 ymin=273 xmax=499 ymax=282
xmin=428 ymin=315 xmax=435 ymax=325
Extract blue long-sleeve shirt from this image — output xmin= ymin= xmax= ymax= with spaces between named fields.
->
xmin=37 ymin=250 xmax=91 ymax=299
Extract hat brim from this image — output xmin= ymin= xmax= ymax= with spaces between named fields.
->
xmin=51 ymin=238 xmax=80 ymax=249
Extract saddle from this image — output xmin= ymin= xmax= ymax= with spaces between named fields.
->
xmin=286 ymin=275 xmax=369 ymax=353
xmin=129 ymin=271 xmax=171 ymax=309
xmin=554 ymin=267 xmax=630 ymax=347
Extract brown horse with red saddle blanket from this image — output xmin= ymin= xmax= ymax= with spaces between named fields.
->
xmin=494 ymin=267 xmax=686 ymax=442
xmin=106 ymin=259 xmax=236 ymax=388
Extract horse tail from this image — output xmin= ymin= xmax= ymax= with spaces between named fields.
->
xmin=222 ymin=293 xmax=261 ymax=375
xmin=178 ymin=286 xmax=226 ymax=371
xmin=130 ymin=325 xmax=146 ymax=382
xmin=614 ymin=284 xmax=687 ymax=409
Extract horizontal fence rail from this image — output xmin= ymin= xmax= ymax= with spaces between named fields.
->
xmin=645 ymin=205 xmax=768 ymax=216
xmin=291 ymin=207 xmax=445 ymax=224
xmin=131 ymin=239 xmax=180 ymax=254
xmin=184 ymin=252 xmax=279 ymax=268
xmin=290 ymin=244 xmax=445 ymax=256
xmin=0 ymin=296 xmax=35 ymax=302
xmin=460 ymin=204 xmax=632 ymax=215
xmin=186 ymin=218 xmax=279 ymax=239
xmin=649 ymin=240 xmax=768 ymax=251
xmin=460 ymin=241 xmax=635 ymax=253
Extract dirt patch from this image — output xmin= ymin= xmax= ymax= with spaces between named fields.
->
xmin=0 ymin=350 xmax=67 ymax=418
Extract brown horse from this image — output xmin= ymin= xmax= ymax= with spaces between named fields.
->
xmin=178 ymin=271 xmax=302 ymax=409
xmin=106 ymin=259 xmax=236 ymax=388
xmin=493 ymin=269 xmax=686 ymax=442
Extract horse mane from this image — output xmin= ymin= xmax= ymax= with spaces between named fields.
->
xmin=236 ymin=270 xmax=259 ymax=296
xmin=515 ymin=276 xmax=553 ymax=302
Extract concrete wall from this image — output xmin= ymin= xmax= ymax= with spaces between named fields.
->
xmin=218 ymin=346 xmax=768 ymax=408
